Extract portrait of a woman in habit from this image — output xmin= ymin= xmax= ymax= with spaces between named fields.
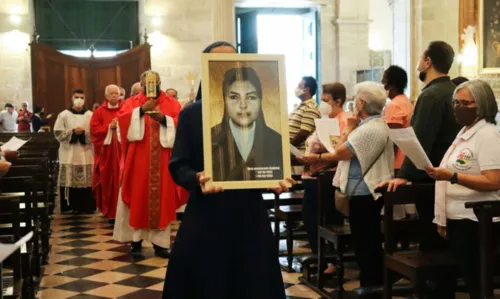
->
xmin=211 ymin=66 xmax=283 ymax=182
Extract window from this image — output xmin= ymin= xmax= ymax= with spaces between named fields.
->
xmin=34 ymin=0 xmax=139 ymax=51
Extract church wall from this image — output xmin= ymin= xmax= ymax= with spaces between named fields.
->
xmin=369 ymin=0 xmax=392 ymax=52
xmin=141 ymin=0 xmax=214 ymax=105
xmin=0 ymin=1 xmax=32 ymax=110
xmin=410 ymin=0 xmax=460 ymax=100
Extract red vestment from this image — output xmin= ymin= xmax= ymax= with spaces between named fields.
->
xmin=18 ymin=110 xmax=32 ymax=132
xmin=90 ymin=101 xmax=123 ymax=219
xmin=118 ymin=92 xmax=185 ymax=230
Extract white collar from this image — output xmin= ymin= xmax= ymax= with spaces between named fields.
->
xmin=459 ymin=119 xmax=488 ymax=141
xmin=108 ymin=103 xmax=119 ymax=109
xmin=229 ymin=119 xmax=256 ymax=161
xmin=229 ymin=119 xmax=256 ymax=135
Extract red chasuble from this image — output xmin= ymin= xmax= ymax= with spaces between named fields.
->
xmin=90 ymin=101 xmax=123 ymax=219
xmin=118 ymin=92 xmax=185 ymax=230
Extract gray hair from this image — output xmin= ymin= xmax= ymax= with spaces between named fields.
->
xmin=130 ymin=82 xmax=141 ymax=96
xmin=104 ymin=84 xmax=120 ymax=95
xmin=354 ymin=81 xmax=387 ymax=115
xmin=454 ymin=79 xmax=498 ymax=124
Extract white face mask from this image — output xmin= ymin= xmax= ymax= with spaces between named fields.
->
xmin=295 ymin=88 xmax=305 ymax=98
xmin=318 ymin=101 xmax=332 ymax=118
xmin=73 ymin=98 xmax=85 ymax=108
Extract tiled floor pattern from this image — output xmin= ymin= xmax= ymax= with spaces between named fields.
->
xmin=38 ymin=213 xmax=481 ymax=299
xmin=39 ymin=213 xmax=334 ymax=299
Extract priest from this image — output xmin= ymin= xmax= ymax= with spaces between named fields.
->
xmin=90 ymin=85 xmax=123 ymax=223
xmin=129 ymin=82 xmax=142 ymax=98
xmin=113 ymin=71 xmax=183 ymax=258
xmin=119 ymin=87 xmax=126 ymax=101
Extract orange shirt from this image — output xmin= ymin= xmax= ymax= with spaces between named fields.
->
xmin=384 ymin=94 xmax=414 ymax=169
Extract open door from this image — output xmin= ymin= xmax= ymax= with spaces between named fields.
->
xmin=302 ymin=9 xmax=318 ymax=80
xmin=237 ymin=11 xmax=258 ymax=53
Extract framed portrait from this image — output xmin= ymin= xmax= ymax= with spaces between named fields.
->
xmin=201 ymin=54 xmax=291 ymax=190
xmin=478 ymin=0 xmax=500 ymax=73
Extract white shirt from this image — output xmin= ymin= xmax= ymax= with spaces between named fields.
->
xmin=229 ymin=120 xmax=256 ymax=161
xmin=445 ymin=119 xmax=500 ymax=222
xmin=0 ymin=110 xmax=18 ymax=132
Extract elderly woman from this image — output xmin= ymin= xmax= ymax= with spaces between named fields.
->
xmin=305 ymin=81 xmax=394 ymax=288
xmin=427 ymin=79 xmax=500 ymax=299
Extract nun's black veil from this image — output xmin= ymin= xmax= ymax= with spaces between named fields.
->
xmin=195 ymin=41 xmax=236 ymax=101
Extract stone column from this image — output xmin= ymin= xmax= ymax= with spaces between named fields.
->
xmin=212 ymin=0 xmax=236 ymax=45
xmin=410 ymin=0 xmax=459 ymax=100
xmin=334 ymin=0 xmax=370 ymax=95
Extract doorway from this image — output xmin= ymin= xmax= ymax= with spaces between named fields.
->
xmin=235 ymin=8 xmax=319 ymax=112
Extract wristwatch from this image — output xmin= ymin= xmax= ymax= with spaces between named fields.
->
xmin=450 ymin=172 xmax=459 ymax=184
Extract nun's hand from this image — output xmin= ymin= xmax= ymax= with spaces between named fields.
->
xmin=270 ymin=177 xmax=296 ymax=195
xmin=197 ymin=172 xmax=223 ymax=194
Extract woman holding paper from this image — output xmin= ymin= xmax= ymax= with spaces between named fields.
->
xmin=301 ymin=82 xmax=348 ymax=274
xmin=426 ymin=79 xmax=500 ymax=299
xmin=304 ymin=81 xmax=394 ymax=288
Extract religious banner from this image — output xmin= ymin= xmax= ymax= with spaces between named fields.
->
xmin=479 ymin=0 xmax=500 ymax=73
xmin=201 ymin=54 xmax=291 ymax=190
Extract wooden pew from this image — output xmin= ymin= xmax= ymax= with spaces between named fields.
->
xmin=0 ymin=177 xmax=41 ymax=282
xmin=266 ymin=174 xmax=306 ymax=272
xmin=465 ymin=200 xmax=500 ymax=299
xmin=7 ymin=163 xmax=51 ymax=264
xmin=382 ymin=184 xmax=455 ymax=299
xmin=0 ymin=191 xmax=34 ymax=298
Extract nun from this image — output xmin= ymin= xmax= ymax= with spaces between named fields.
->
xmin=212 ymin=66 xmax=283 ymax=182
xmin=163 ymin=42 xmax=289 ymax=299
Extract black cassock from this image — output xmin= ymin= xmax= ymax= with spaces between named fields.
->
xmin=163 ymin=101 xmax=285 ymax=299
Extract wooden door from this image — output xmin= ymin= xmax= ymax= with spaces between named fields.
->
xmin=30 ymin=43 xmax=151 ymax=117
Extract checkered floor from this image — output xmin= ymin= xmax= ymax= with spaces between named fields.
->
xmin=38 ymin=213 xmax=333 ymax=299
xmin=37 ymin=213 xmax=476 ymax=299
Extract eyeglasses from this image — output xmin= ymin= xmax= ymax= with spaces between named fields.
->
xmin=452 ymin=99 xmax=476 ymax=108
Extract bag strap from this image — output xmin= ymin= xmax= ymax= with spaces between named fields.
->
xmin=349 ymin=136 xmax=389 ymax=196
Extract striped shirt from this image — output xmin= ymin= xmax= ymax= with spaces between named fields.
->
xmin=288 ymin=99 xmax=321 ymax=151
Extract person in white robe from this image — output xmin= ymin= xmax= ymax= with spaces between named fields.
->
xmin=54 ymin=89 xmax=95 ymax=214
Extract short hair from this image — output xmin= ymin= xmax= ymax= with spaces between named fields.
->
xmin=451 ymin=76 xmax=469 ymax=86
xmin=383 ymin=65 xmax=408 ymax=93
xmin=119 ymin=87 xmax=125 ymax=93
xmin=354 ymin=81 xmax=387 ymax=115
xmin=166 ymin=88 xmax=177 ymax=95
xmin=222 ymin=67 xmax=263 ymax=100
xmin=454 ymin=79 xmax=498 ymax=125
xmin=4 ymin=103 xmax=13 ymax=109
xmin=105 ymin=85 xmax=120 ymax=95
xmin=302 ymin=76 xmax=318 ymax=97
xmin=424 ymin=41 xmax=455 ymax=74
xmin=130 ymin=82 xmax=141 ymax=96
xmin=72 ymin=89 xmax=85 ymax=95
xmin=34 ymin=105 xmax=43 ymax=114
xmin=322 ymin=82 xmax=347 ymax=105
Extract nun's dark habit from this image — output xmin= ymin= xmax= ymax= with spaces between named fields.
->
xmin=163 ymin=42 xmax=285 ymax=299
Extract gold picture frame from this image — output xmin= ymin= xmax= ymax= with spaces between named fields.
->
xmin=201 ymin=53 xmax=291 ymax=190
xmin=478 ymin=0 xmax=500 ymax=73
